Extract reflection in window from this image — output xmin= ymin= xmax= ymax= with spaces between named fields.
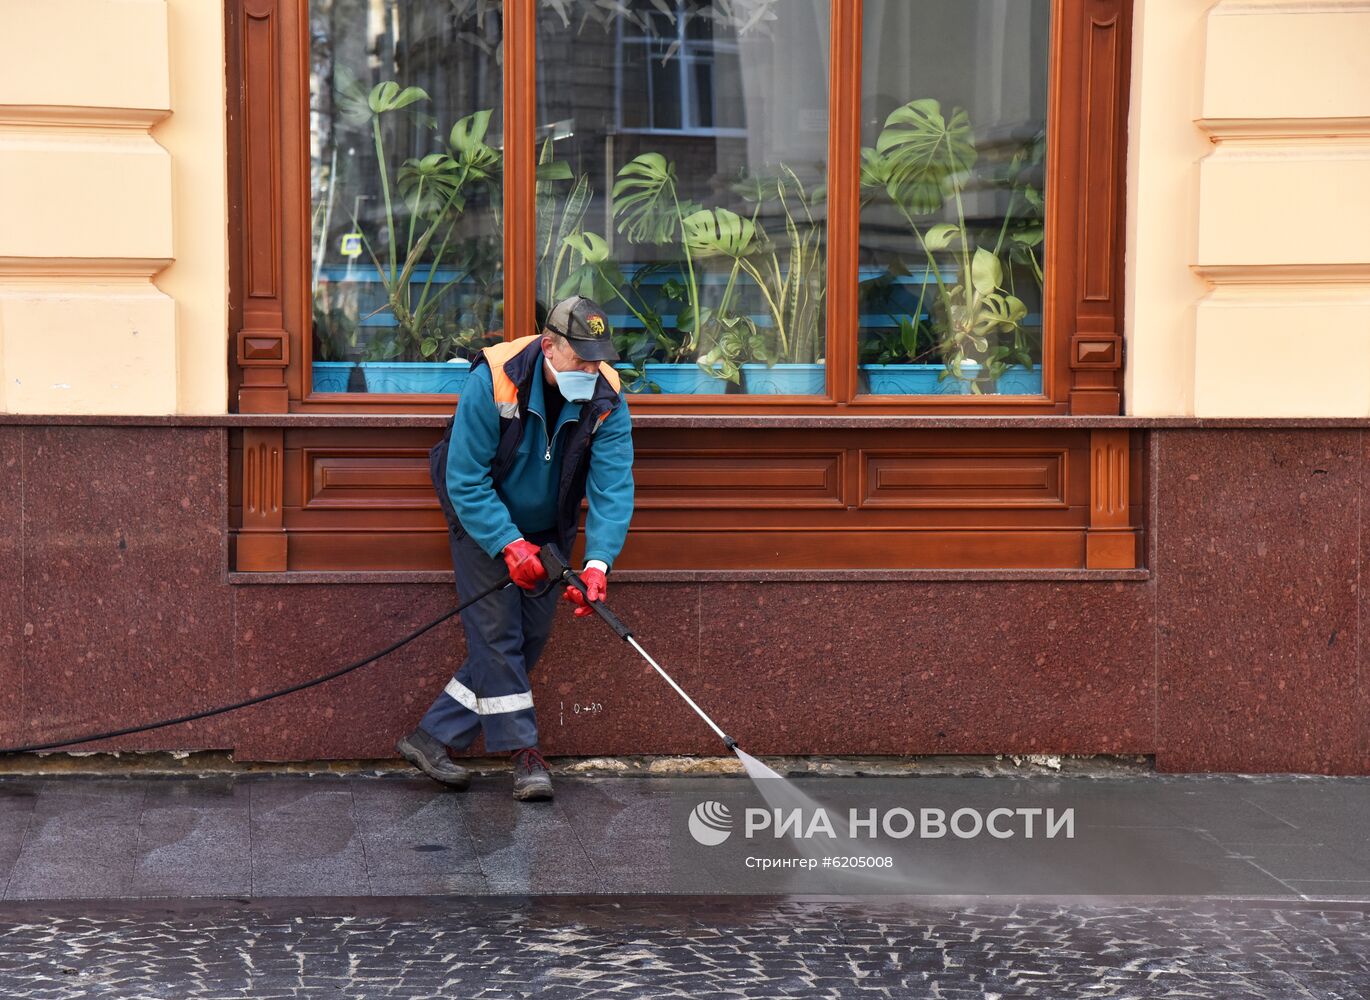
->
xmin=617 ymin=0 xmax=744 ymax=134
xmin=538 ymin=0 xmax=830 ymax=394
xmin=308 ymin=0 xmax=504 ymax=395
xmin=858 ymin=0 xmax=1050 ymax=396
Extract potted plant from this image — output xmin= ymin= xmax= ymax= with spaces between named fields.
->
xmin=860 ymin=99 xmax=1039 ymax=395
xmin=608 ymin=153 xmax=731 ymax=393
xmin=985 ymin=131 xmax=1046 ymax=394
xmin=311 ymin=282 xmax=372 ymax=392
xmin=694 ymin=166 xmax=826 ymax=394
xmin=857 ymin=316 xmax=978 ymax=395
xmin=613 ymin=163 xmax=825 ymax=394
xmin=321 ymin=72 xmax=503 ymax=393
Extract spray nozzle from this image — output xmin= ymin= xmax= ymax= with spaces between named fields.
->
xmin=724 ymin=736 xmax=738 ymax=752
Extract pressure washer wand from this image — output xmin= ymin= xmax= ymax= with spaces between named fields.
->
xmin=539 ymin=545 xmax=739 ymax=752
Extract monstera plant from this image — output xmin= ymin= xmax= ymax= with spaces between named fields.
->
xmin=335 ymin=71 xmax=502 ymax=362
xmin=861 ymin=98 xmax=1038 ymax=391
xmin=605 ymin=154 xmax=825 ymax=385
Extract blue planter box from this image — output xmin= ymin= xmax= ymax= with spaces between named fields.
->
xmin=859 ymin=363 xmax=978 ymax=395
xmin=740 ymin=363 xmax=826 ymax=395
xmin=636 ymin=362 xmax=731 ymax=395
xmin=993 ymin=365 xmax=1043 ymax=395
xmin=313 ymin=360 xmax=471 ymax=395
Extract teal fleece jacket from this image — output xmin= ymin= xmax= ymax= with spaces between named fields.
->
xmin=444 ymin=362 xmax=635 ymax=568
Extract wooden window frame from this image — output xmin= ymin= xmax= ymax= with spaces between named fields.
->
xmin=226 ymin=0 xmax=1138 ymax=574
xmin=228 ymin=0 xmax=1129 ymax=417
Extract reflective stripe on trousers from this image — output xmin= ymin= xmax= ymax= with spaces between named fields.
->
xmin=418 ymin=525 xmax=561 ymax=752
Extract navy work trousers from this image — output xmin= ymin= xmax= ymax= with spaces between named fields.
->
xmin=418 ymin=525 xmax=561 ymax=752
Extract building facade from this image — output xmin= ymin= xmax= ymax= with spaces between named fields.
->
xmin=1 ymin=0 xmax=1367 ymax=771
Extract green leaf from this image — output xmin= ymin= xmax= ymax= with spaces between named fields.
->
xmin=449 ymin=109 xmax=490 ymax=150
xmin=562 ymin=230 xmax=611 ymax=264
xmin=971 ymin=248 xmax=1002 ymax=295
xmin=612 ymin=153 xmax=681 ymax=244
xmin=369 ymin=81 xmax=429 ymax=115
xmin=924 ymin=223 xmax=962 ymax=252
xmin=448 ymin=110 xmax=500 ymax=177
xmin=536 ymin=160 xmax=573 ymax=181
xmin=397 ymin=152 xmax=462 ymax=217
xmin=332 ymin=65 xmax=373 ymax=128
xmin=875 ymin=98 xmax=977 ymax=215
xmin=681 ymin=207 xmax=760 ymax=260
xmin=859 ymin=147 xmax=890 ymax=191
xmin=557 ymin=232 xmax=625 ymax=304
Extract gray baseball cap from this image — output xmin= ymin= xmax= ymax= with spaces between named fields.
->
xmin=544 ymin=295 xmax=619 ymax=362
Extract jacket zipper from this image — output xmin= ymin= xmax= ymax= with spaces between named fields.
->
xmin=530 ymin=407 xmax=578 ymax=463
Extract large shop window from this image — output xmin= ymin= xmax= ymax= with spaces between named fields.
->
xmin=282 ymin=0 xmax=1113 ymax=412
xmin=228 ymin=0 xmax=1133 ymax=572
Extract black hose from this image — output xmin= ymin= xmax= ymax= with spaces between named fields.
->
xmin=0 ymin=576 xmax=512 ymax=756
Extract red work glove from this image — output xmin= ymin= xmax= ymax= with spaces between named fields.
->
xmin=502 ymin=539 xmax=548 ymax=591
xmin=563 ymin=567 xmax=606 ymax=618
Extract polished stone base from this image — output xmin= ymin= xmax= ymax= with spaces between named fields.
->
xmin=2 ymin=425 xmax=1369 ymax=771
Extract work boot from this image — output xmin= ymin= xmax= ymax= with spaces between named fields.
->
xmin=396 ymin=728 xmax=471 ymax=790
xmin=511 ymin=746 xmax=553 ymax=801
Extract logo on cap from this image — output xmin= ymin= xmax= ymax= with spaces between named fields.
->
xmin=588 ymin=314 xmax=606 ymax=335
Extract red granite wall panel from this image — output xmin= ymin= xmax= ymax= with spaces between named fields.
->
xmin=695 ymin=581 xmax=1155 ymax=757
xmin=0 ymin=429 xmax=22 ymax=745
xmin=231 ymin=584 xmax=466 ymax=760
xmin=1155 ymin=430 xmax=1362 ymax=774
xmin=4 ymin=424 xmax=1368 ymax=773
xmin=16 ymin=428 xmax=237 ymax=753
xmin=1361 ymin=430 xmax=1370 ymax=774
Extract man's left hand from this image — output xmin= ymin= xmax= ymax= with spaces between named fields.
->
xmin=563 ymin=567 xmax=606 ymax=618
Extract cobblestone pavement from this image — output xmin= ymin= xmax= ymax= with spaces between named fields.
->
xmin=1 ymin=895 xmax=1367 ymax=999
xmin=3 ymin=772 xmax=1370 ymax=997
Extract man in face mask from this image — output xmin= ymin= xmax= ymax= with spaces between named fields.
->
xmin=398 ymin=295 xmax=634 ymax=801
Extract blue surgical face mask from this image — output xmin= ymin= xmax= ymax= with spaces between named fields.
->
xmin=553 ymin=368 xmax=599 ymax=403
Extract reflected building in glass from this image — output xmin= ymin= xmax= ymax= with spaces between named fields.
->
xmin=535 ymin=0 xmax=831 ymax=395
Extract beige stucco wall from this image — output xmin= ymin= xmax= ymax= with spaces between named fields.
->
xmin=0 ymin=0 xmax=1365 ymax=417
xmin=1127 ymin=0 xmax=1370 ymax=416
xmin=0 ymin=0 xmax=226 ymax=415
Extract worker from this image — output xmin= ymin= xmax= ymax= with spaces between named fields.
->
xmin=397 ymin=296 xmax=634 ymax=801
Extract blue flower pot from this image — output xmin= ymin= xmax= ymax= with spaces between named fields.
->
xmin=638 ymin=362 xmax=731 ymax=395
xmin=740 ymin=363 xmax=826 ymax=395
xmin=313 ymin=360 xmax=471 ymax=395
xmin=993 ymin=365 xmax=1043 ymax=395
xmin=859 ymin=363 xmax=977 ymax=395
xmin=312 ymin=361 xmax=361 ymax=393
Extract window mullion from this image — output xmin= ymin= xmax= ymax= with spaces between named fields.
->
xmin=826 ymin=0 xmax=861 ymax=404
xmin=504 ymin=0 xmax=538 ymax=343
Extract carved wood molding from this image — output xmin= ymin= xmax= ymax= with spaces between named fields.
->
xmin=1060 ymin=0 xmax=1131 ymax=416
xmin=237 ymin=427 xmax=287 ymax=570
xmin=229 ymin=0 xmax=296 ymax=413
xmin=1086 ymin=428 xmax=1135 ymax=568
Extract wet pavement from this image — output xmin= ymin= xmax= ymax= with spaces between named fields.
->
xmin=4 ymin=771 xmax=1370 ymax=900
xmin=1 ymin=771 xmax=1369 ymax=997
